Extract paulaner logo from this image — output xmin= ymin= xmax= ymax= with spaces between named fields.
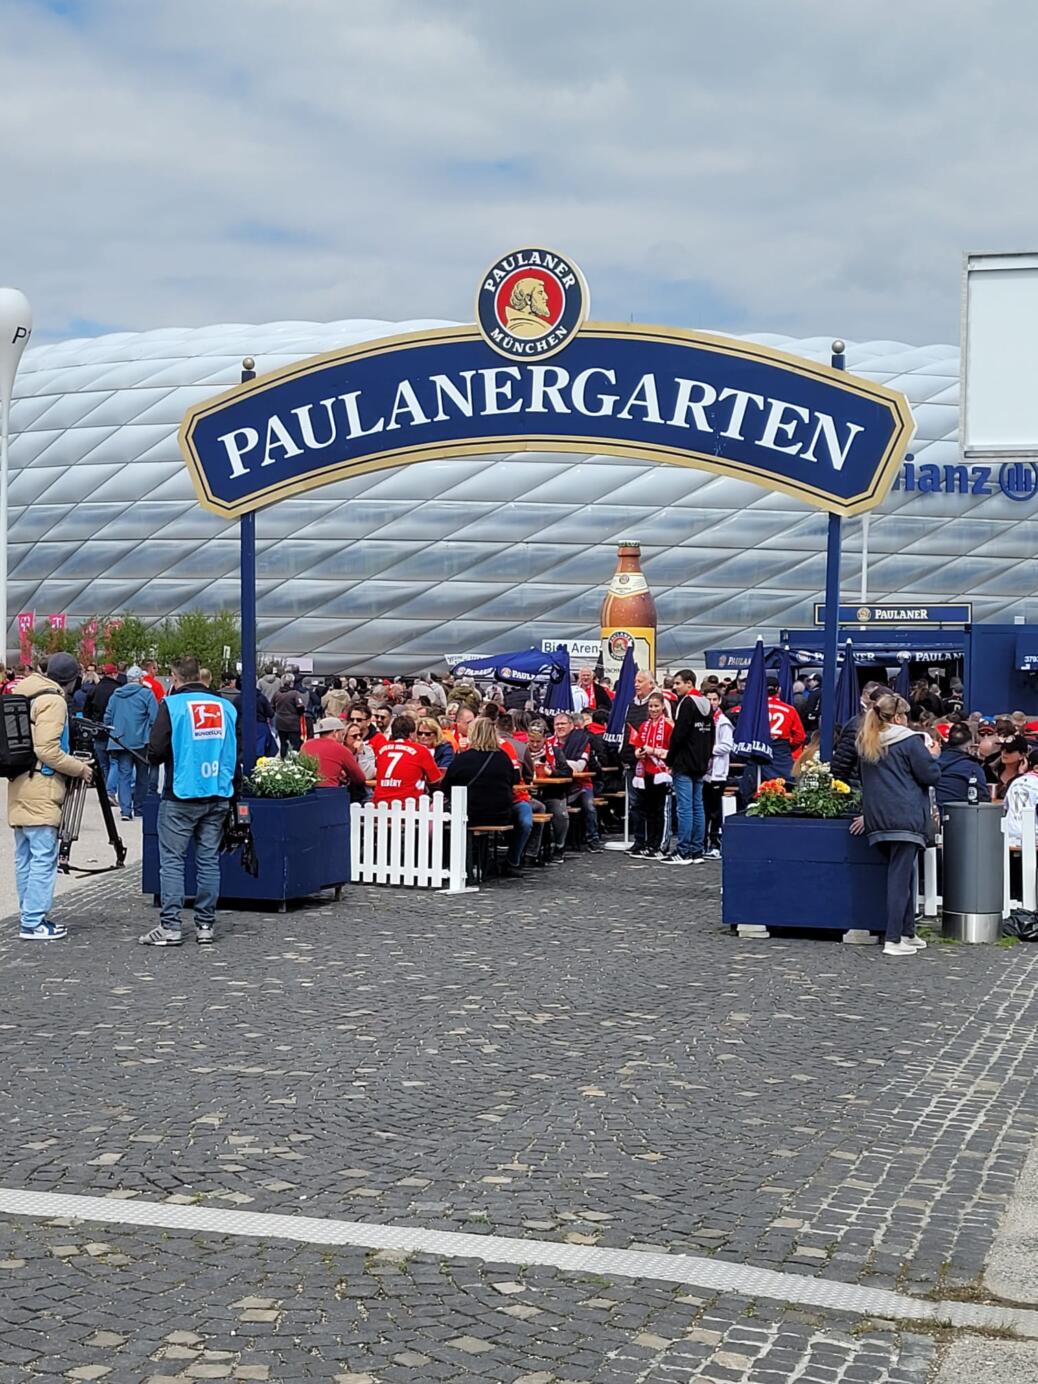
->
xmin=477 ymin=247 xmax=589 ymax=362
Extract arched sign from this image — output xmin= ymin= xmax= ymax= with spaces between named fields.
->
xmin=179 ymin=249 xmax=915 ymax=520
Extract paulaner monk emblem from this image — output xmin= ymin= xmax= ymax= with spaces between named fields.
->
xmin=477 ymin=247 xmax=590 ymax=362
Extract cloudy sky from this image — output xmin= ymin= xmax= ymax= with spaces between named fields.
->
xmin=4 ymin=0 xmax=1036 ymax=347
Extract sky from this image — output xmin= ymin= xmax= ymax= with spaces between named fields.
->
xmin=3 ymin=0 xmax=1037 ymax=347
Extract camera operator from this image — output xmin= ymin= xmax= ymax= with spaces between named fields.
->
xmin=9 ymin=652 xmax=93 ymax=941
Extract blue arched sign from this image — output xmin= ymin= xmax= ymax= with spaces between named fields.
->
xmin=179 ymin=251 xmax=914 ymax=520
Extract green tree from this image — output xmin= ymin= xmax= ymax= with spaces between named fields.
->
xmin=30 ymin=619 xmax=82 ymax=657
xmin=101 ymin=615 xmax=156 ymax=666
xmin=155 ymin=610 xmax=241 ymax=677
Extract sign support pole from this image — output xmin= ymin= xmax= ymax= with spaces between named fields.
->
xmin=239 ymin=357 xmax=258 ymax=775
xmin=820 ymin=339 xmax=846 ymax=760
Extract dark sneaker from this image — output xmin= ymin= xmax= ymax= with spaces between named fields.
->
xmin=20 ymin=920 xmax=67 ymax=941
xmin=627 ymin=846 xmax=649 ymax=858
xmin=586 ymin=840 xmax=605 ymax=853
xmin=195 ymin=924 xmax=215 ymax=945
xmin=138 ymin=926 xmax=183 ymax=946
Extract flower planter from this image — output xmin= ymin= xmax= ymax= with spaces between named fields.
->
xmin=141 ymin=787 xmax=350 ymax=909
xmin=722 ymin=813 xmax=886 ymax=933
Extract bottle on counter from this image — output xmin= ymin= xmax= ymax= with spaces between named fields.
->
xmin=600 ymin=541 xmax=657 ymax=680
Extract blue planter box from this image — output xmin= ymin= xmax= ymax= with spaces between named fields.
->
xmin=141 ymin=787 xmax=350 ymax=907
xmin=722 ymin=813 xmax=886 ymax=932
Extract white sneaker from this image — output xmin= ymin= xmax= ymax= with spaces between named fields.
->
xmin=882 ymin=941 xmax=916 ymax=957
xmin=901 ymin=936 xmax=927 ymax=950
xmin=705 ymin=848 xmax=721 ymax=859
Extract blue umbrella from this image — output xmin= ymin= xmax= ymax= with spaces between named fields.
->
xmin=603 ymin=642 xmax=637 ymax=746
xmin=834 ymin=639 xmax=859 ymax=727
xmin=732 ymin=638 xmax=774 ymax=763
xmin=448 ymin=647 xmax=564 ymax=683
xmin=893 ymin=657 xmax=911 ymax=698
xmin=776 ymin=645 xmax=795 ymax=703
xmin=542 ymin=645 xmax=574 ymax=713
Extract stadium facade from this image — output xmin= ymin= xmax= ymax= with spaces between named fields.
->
xmin=9 ymin=319 xmax=1018 ymax=676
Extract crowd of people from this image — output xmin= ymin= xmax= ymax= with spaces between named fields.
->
xmin=6 ymin=646 xmax=1037 ymax=953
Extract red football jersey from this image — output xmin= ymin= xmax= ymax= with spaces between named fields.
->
xmin=766 ymin=696 xmax=806 ymax=749
xmin=373 ymin=740 xmax=442 ymax=803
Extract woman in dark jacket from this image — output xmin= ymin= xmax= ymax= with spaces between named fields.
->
xmin=439 ymin=716 xmax=515 ymax=826
xmin=856 ymin=693 xmax=941 ymax=958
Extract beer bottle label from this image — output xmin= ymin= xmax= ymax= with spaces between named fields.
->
xmin=606 ymin=570 xmax=648 ymax=597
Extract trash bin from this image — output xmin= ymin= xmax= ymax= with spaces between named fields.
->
xmin=940 ymin=803 xmax=1004 ymax=943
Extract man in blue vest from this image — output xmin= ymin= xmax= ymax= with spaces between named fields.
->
xmin=140 ymin=655 xmax=239 ymax=947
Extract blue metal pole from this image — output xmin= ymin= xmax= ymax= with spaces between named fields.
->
xmin=819 ymin=339 xmax=846 ymax=760
xmin=239 ymin=357 xmax=258 ymax=775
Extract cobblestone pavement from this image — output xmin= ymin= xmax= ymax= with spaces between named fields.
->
xmin=1 ymin=852 xmax=1036 ymax=1379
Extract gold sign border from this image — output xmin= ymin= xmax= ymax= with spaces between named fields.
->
xmin=178 ymin=323 xmax=916 ymax=521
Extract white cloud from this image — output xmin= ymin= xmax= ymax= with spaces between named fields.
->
xmin=3 ymin=0 xmax=1037 ymax=345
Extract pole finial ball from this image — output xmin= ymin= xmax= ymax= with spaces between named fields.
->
xmin=242 ymin=356 xmax=255 ymax=371
xmin=831 ymin=339 xmax=846 ymax=356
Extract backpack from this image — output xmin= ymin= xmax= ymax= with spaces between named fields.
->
xmin=0 ymin=689 xmax=64 ymax=779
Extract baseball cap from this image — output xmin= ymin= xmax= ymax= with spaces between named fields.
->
xmin=315 ymin=717 xmax=344 ymax=734
xmin=102 ymin=662 xmax=118 ymax=675
xmin=125 ymin=665 xmax=143 ymax=682
xmin=46 ymin=652 xmax=80 ymax=686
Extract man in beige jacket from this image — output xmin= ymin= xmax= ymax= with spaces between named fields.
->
xmin=8 ymin=652 xmax=92 ymax=941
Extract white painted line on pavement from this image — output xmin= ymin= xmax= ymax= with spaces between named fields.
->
xmin=2 ymin=1185 xmax=1037 ymax=1337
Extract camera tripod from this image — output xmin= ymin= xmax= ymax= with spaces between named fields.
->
xmin=58 ymin=716 xmax=142 ymax=874
xmin=57 ymin=751 xmax=128 ymax=874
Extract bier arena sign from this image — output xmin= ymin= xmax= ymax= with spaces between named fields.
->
xmin=179 ymin=248 xmax=915 ymax=520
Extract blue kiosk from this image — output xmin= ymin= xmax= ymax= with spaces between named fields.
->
xmin=708 ymin=617 xmax=1038 ymax=717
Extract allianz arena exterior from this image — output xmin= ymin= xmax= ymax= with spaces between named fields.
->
xmin=9 ymin=318 xmax=1020 ymax=676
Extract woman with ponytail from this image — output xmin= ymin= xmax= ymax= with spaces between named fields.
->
xmin=856 ymin=693 xmax=941 ymax=958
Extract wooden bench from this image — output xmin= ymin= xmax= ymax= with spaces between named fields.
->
xmin=467 ymin=824 xmax=513 ymax=883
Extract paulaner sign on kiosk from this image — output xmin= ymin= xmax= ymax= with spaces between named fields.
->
xmin=179 ymin=248 xmax=914 ymax=521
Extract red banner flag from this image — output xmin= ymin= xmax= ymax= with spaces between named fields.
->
xmin=81 ymin=618 xmax=98 ymax=664
xmin=17 ymin=612 xmax=34 ymax=666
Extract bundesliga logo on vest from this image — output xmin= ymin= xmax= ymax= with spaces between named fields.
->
xmin=476 ymin=247 xmax=589 ymax=362
xmin=168 ymin=695 xmax=237 ymax=797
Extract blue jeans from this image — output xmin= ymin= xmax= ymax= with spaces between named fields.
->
xmin=509 ymin=800 xmax=533 ymax=866
xmin=13 ymin=825 xmax=60 ymax=930
xmin=579 ymin=784 xmax=601 ymax=845
xmin=673 ymin=773 xmax=705 ymax=859
xmin=110 ymin=748 xmax=149 ymax=818
xmin=157 ymin=799 xmax=229 ymax=932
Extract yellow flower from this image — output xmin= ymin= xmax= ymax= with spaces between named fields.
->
xmin=833 ymin=780 xmax=850 ymax=794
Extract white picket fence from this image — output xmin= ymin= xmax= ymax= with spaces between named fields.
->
xmin=915 ymin=804 xmax=1038 ymax=920
xmin=1003 ymin=804 xmax=1037 ymax=916
xmin=350 ymin=786 xmax=469 ymax=891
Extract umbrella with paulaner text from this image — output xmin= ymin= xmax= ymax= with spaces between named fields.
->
xmin=604 ymin=642 xmax=636 ymax=746
xmin=732 ymin=638 xmax=774 ymax=764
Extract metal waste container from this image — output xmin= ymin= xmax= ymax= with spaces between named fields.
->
xmin=940 ymin=803 xmax=1004 ymax=943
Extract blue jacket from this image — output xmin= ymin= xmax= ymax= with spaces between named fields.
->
xmin=103 ymin=681 xmax=157 ymax=750
xmin=936 ymin=747 xmax=980 ymax=809
xmin=860 ymin=728 xmax=941 ymax=847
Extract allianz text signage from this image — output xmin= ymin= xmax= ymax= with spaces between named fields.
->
xmin=179 ymin=248 xmax=915 ymax=521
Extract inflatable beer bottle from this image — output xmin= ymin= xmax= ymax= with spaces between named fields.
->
xmin=600 ymin=541 xmax=657 ymax=679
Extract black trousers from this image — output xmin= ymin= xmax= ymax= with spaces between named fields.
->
xmin=879 ymin=841 xmax=920 ymax=943
xmin=641 ymin=780 xmax=669 ymax=853
xmin=278 ymin=729 xmax=302 ymax=758
xmin=703 ymin=781 xmax=725 ymax=849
